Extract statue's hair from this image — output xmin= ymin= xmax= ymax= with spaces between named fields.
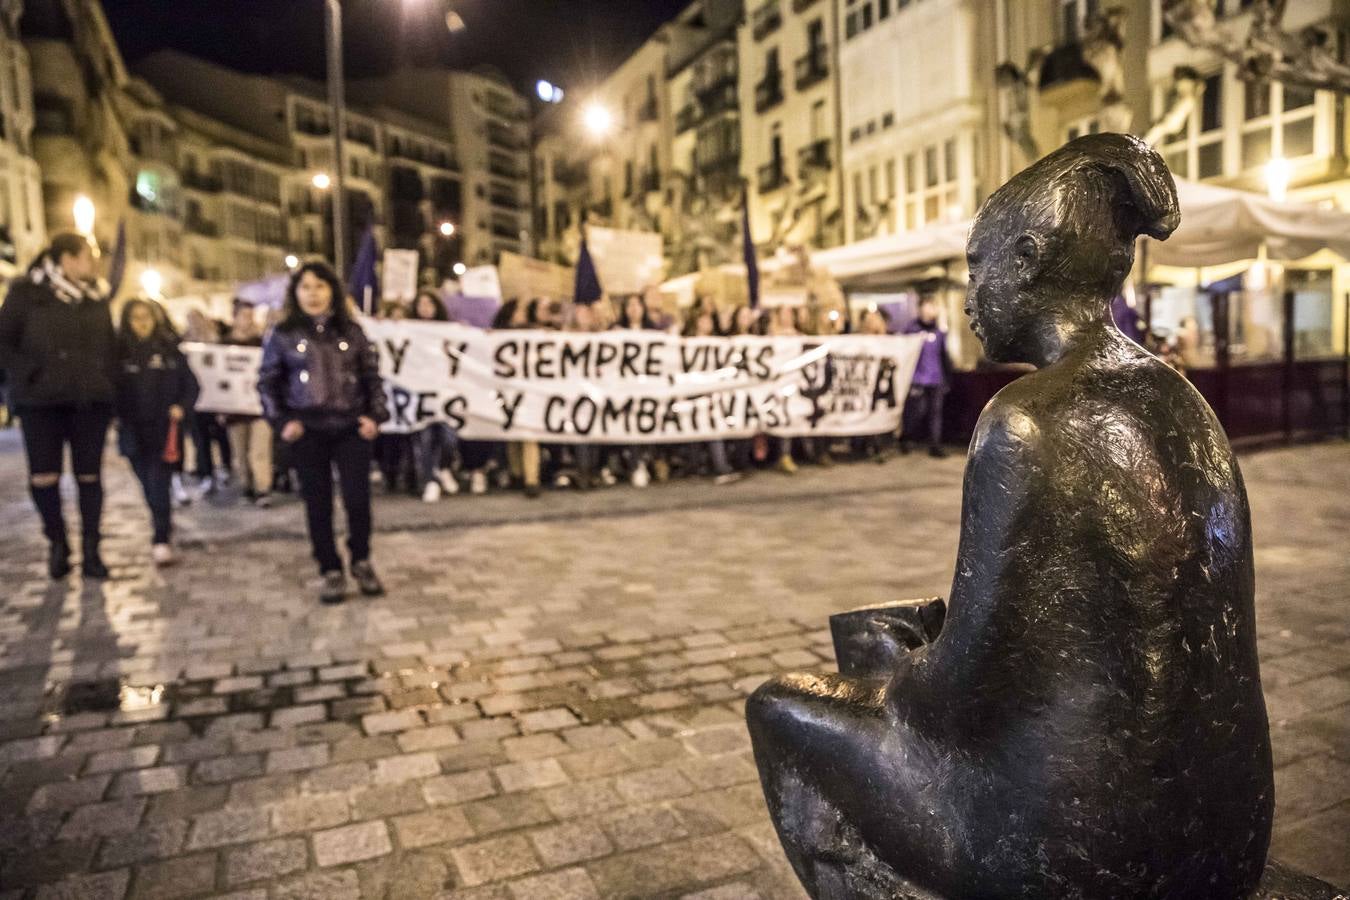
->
xmin=976 ymin=133 xmax=1180 ymax=295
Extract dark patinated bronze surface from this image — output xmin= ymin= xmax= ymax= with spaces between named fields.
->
xmin=747 ymin=133 xmax=1344 ymax=899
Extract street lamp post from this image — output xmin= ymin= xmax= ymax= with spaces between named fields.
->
xmin=325 ymin=0 xmax=349 ymax=282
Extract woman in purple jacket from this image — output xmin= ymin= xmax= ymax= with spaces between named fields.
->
xmin=901 ymin=295 xmax=953 ymax=457
xmin=258 ymin=262 xmax=389 ymax=604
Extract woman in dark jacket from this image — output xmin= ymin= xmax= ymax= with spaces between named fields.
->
xmin=257 ymin=262 xmax=389 ymax=604
xmin=115 ymin=298 xmax=199 ymax=566
xmin=0 ymin=233 xmax=116 ymax=578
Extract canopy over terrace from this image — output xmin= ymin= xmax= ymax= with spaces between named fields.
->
xmin=774 ymin=180 xmax=1350 ymax=288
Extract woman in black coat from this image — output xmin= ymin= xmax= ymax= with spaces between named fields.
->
xmin=257 ymin=262 xmax=389 ymax=604
xmin=0 ymin=233 xmax=116 ymax=578
xmin=115 ymin=298 xmax=200 ymax=567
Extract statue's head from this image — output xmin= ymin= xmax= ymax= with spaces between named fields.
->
xmin=966 ymin=133 xmax=1179 ymax=364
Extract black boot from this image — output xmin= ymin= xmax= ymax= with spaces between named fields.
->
xmin=82 ymin=537 xmax=109 ymax=579
xmin=49 ymin=540 xmax=71 ymax=579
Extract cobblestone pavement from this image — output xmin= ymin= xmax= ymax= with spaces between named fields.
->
xmin=0 ymin=430 xmax=1346 ymax=899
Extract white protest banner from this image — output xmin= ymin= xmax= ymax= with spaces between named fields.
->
xmin=366 ymin=321 xmax=922 ymax=442
xmin=460 ymin=265 xmax=503 ymax=300
xmin=183 ymin=343 xmax=264 ymax=416
xmin=585 ymin=226 xmax=664 ymax=295
xmin=186 ymin=324 xmax=923 ymax=442
xmin=381 ymin=249 xmax=419 ymax=302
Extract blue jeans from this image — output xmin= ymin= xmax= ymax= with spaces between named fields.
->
xmin=413 ymin=423 xmax=458 ymax=489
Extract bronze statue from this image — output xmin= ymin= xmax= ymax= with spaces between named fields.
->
xmin=747 ymin=134 xmax=1342 ymax=899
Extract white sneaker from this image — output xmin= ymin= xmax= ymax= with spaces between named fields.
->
xmin=172 ymin=474 xmax=191 ymax=507
xmin=469 ymin=470 xmax=488 ymax=495
xmin=553 ymin=473 xmax=572 ymax=489
xmin=192 ymin=475 xmax=213 ymax=500
xmin=631 ymin=462 xmax=650 ymax=488
xmin=599 ymin=467 xmax=617 ymax=487
xmin=422 ymin=481 xmax=442 ymax=503
xmin=151 ymin=544 xmax=176 ymax=566
xmin=437 ymin=469 xmax=460 ymax=494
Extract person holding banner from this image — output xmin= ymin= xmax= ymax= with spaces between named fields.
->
xmin=223 ymin=302 xmax=273 ymax=508
xmin=409 ymin=290 xmax=460 ymax=502
xmin=258 ymin=262 xmax=389 ymax=604
xmin=115 ymin=298 xmax=200 ymax=566
xmin=0 ymin=233 xmax=116 ymax=578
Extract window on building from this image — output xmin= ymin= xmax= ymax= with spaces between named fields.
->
xmin=1064 ymin=115 xmax=1101 ymax=143
xmin=1059 ymin=0 xmax=1099 ymax=42
xmin=882 ymin=111 xmax=895 ymax=128
xmin=878 ymin=0 xmax=890 ymax=19
xmin=811 ymin=100 xmax=827 ymax=140
xmin=862 ymin=3 xmax=873 ymax=29
xmin=1242 ymin=80 xmax=1318 ymax=170
xmin=846 ymin=11 xmax=859 ymax=39
xmin=884 ymin=159 xmax=897 ymax=199
xmin=900 ymin=138 xmax=962 ymax=231
xmin=1162 ymin=71 xmax=1225 ymax=180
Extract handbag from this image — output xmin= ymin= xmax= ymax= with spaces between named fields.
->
xmin=162 ymin=418 xmax=181 ymax=464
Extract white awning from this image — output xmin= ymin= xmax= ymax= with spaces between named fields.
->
xmin=1156 ymin=179 xmax=1350 ymax=267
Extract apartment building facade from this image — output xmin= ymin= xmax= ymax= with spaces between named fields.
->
xmin=739 ymin=0 xmax=844 ymax=250
xmin=0 ymin=0 xmax=45 ymax=276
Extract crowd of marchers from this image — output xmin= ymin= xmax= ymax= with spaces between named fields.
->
xmin=0 ymin=236 xmax=951 ymax=604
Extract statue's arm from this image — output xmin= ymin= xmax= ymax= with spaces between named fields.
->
xmin=890 ymin=399 xmax=1053 ymax=716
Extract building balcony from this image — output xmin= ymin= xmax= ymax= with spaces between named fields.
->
xmin=693 ymin=71 xmax=738 ymax=102
xmin=488 ymin=126 xmax=525 ymax=151
xmin=288 ymin=200 xmax=324 ymax=218
xmin=294 ymin=120 xmax=330 ymax=138
xmin=490 ymin=192 xmax=524 ymax=211
xmin=185 ymin=218 xmax=219 ymax=237
xmin=697 ymin=148 xmax=740 ymax=175
xmin=676 ymin=104 xmax=699 ymax=134
xmin=552 ymin=160 xmax=589 ymax=188
xmin=758 ymin=159 xmax=788 ymax=193
xmin=751 ymin=0 xmax=782 ymax=41
xmin=491 ymin=222 xmax=522 ymax=240
xmin=485 ymin=93 xmax=523 ymax=121
xmin=797 ymin=138 xmax=831 ymax=175
xmin=792 ymin=0 xmax=820 ymax=11
xmin=488 ymin=160 xmax=525 ymax=180
xmin=755 ymin=77 xmax=784 ymax=114
xmin=182 ymin=171 xmax=222 ymax=193
xmin=795 ymin=48 xmax=829 ymax=90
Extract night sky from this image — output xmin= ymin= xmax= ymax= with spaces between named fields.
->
xmin=102 ymin=0 xmax=691 ymax=96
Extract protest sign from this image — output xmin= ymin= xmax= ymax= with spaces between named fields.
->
xmin=460 ymin=265 xmax=503 ymax=300
xmin=381 ymin=249 xmax=419 ymax=302
xmin=184 ymin=343 xmax=264 ymax=416
xmin=499 ymin=251 xmax=574 ymax=301
xmin=186 ymin=323 xmax=922 ymax=443
xmin=585 ymin=226 xmax=664 ymax=295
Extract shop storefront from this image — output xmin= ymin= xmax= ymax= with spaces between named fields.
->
xmin=810 ymin=179 xmax=1350 ymax=445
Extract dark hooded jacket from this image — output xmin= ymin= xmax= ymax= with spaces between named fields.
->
xmin=115 ymin=335 xmax=200 ymax=460
xmin=0 ymin=278 xmax=117 ymax=410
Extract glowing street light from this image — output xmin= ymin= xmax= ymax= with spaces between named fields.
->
xmin=583 ymin=102 xmax=614 ymax=139
xmin=439 ymin=221 xmax=456 ymax=237
xmin=284 ymin=254 xmax=300 ymax=269
xmin=73 ymin=194 xmax=96 ymax=236
xmin=453 ymin=262 xmax=467 ymax=276
xmin=312 ymin=172 xmax=332 ymax=190
xmin=536 ymin=80 xmax=564 ymax=104
xmin=1264 ymin=156 xmax=1291 ymax=202
xmin=140 ymin=268 xmax=163 ymax=299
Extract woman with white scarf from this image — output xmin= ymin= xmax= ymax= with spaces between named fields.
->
xmin=0 ymin=233 xmax=117 ymax=579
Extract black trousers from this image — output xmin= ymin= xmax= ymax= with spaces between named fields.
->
xmin=190 ymin=413 xmax=232 ymax=478
xmin=19 ymin=405 xmax=112 ymax=547
xmin=292 ymin=426 xmax=374 ymax=574
xmin=903 ymin=385 xmax=946 ymax=449
xmin=129 ymin=454 xmax=173 ymax=544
